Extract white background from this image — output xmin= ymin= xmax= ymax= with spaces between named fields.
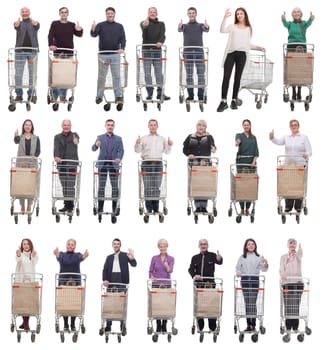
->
xmin=1 ymin=0 xmax=320 ymax=348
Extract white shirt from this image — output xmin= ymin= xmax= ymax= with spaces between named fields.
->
xmin=112 ymin=252 xmax=121 ymax=273
xmin=134 ymin=133 xmax=171 ymax=160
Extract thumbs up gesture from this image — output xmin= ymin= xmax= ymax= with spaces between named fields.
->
xmin=136 ymin=135 xmax=141 ymax=145
xmin=75 ymin=21 xmax=82 ymax=31
xmin=204 ymin=19 xmax=209 ymax=28
xmin=91 ymin=21 xmax=96 ymax=32
xmin=14 ymin=18 xmax=21 ymax=28
xmin=167 ymin=137 xmax=173 ymax=146
xmin=269 ymin=129 xmax=274 ymax=140
xmin=281 ymin=11 xmax=286 ymax=20
xmin=262 ymin=256 xmax=268 ymax=267
xmin=178 ymin=19 xmax=183 ymax=28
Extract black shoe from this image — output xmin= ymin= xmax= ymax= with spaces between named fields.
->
xmin=115 ymin=96 xmax=123 ymax=103
xmin=285 ymin=208 xmax=292 ymax=213
xmin=105 ymin=324 xmax=111 ymax=332
xmin=71 ymin=326 xmax=76 ymax=332
xmin=156 ymin=324 xmax=161 ymax=332
xmin=146 ymin=95 xmax=152 ymax=100
xmin=245 ymin=326 xmax=253 ymax=332
xmin=202 ymin=208 xmax=208 ymax=213
xmin=96 ymin=96 xmax=103 ymax=104
xmin=13 ymin=95 xmax=23 ymax=102
xmin=59 ymin=207 xmax=68 ymax=213
xmin=186 ymin=96 xmax=194 ymax=101
xmin=297 ymin=93 xmax=302 ymax=101
xmin=195 ymin=207 xmax=201 ymax=213
xmin=198 ymin=96 xmax=204 ymax=101
xmin=292 ymin=93 xmax=297 ymax=101
xmin=161 ymin=320 xmax=167 ymax=333
xmin=64 ymin=326 xmax=70 ymax=332
xmin=157 ymin=94 xmax=170 ymax=101
xmin=230 ymin=99 xmax=238 ymax=109
xmin=216 ymin=101 xmax=228 ymax=112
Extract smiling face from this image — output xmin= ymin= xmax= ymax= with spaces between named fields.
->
xmin=112 ymin=239 xmax=121 ymax=253
xmin=242 ymin=120 xmax=251 ymax=133
xmin=148 ymin=7 xmax=158 ymax=20
xmin=20 ymin=7 xmax=30 ymax=20
xmin=105 ymin=120 xmax=115 ymax=134
xmin=62 ymin=120 xmax=71 ymax=134
xmin=22 ymin=240 xmax=31 ymax=252
xmin=196 ymin=120 xmax=207 ymax=135
xmin=288 ymin=240 xmax=297 ymax=252
xmin=199 ymin=239 xmax=208 ymax=253
xmin=148 ymin=120 xmax=158 ymax=134
xmin=246 ymin=240 xmax=256 ymax=253
xmin=106 ymin=9 xmax=115 ymax=22
xmin=289 ymin=120 xmax=299 ymax=135
xmin=23 ymin=120 xmax=33 ymax=133
xmin=292 ymin=8 xmax=302 ymax=21
xmin=188 ymin=9 xmax=197 ymax=22
xmin=158 ymin=241 xmax=168 ymax=255
xmin=235 ymin=9 xmax=245 ymax=23
xmin=66 ymin=239 xmax=76 ymax=253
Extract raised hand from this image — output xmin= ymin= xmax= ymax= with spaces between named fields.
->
xmin=269 ymin=129 xmax=274 ymax=140
xmin=91 ymin=21 xmax=96 ymax=32
xmin=224 ymin=8 xmax=231 ymax=19
xmin=75 ymin=21 xmax=82 ymax=31
xmin=53 ymin=247 xmax=59 ymax=257
xmin=281 ymin=11 xmax=286 ymax=20
xmin=136 ymin=135 xmax=141 ymax=145
xmin=14 ymin=18 xmax=21 ymax=28
xmin=167 ymin=137 xmax=173 ymax=146
xmin=16 ymin=247 xmax=22 ymax=256
xmin=127 ymin=248 xmax=135 ymax=260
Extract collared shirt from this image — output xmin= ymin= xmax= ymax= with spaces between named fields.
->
xmin=134 ymin=133 xmax=171 ymax=160
xmin=112 ymin=252 xmax=121 ymax=273
xmin=272 ymin=132 xmax=312 ymax=165
xmin=279 ymin=250 xmax=302 ymax=279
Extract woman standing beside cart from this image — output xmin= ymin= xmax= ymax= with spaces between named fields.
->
xmin=235 ymin=119 xmax=258 ymax=216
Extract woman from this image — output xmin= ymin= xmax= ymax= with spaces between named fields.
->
xmin=54 ymin=239 xmax=89 ymax=332
xmin=279 ymin=239 xmax=304 ymax=332
xmin=236 ymin=238 xmax=268 ymax=332
xmin=149 ymin=239 xmax=175 ymax=333
xmin=282 ymin=8 xmax=314 ymax=101
xmin=14 ymin=119 xmax=41 ymax=212
xmin=217 ymin=8 xmax=265 ymax=112
xmin=269 ymin=119 xmax=312 ymax=212
xmin=15 ymin=238 xmax=39 ymax=330
xmin=183 ymin=119 xmax=216 ymax=212
xmin=235 ymin=119 xmax=259 ymax=215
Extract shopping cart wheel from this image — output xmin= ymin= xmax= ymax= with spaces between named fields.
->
xmin=280 ymin=326 xmax=285 ymax=335
xmin=67 ymin=103 xmax=72 ymax=112
xmin=250 ymin=215 xmax=255 ymax=223
xmin=10 ymin=206 xmax=14 ymax=216
xmin=213 ymin=334 xmax=217 ymax=342
xmin=60 ymin=332 xmax=65 ymax=343
xmin=194 ymin=215 xmax=198 ymax=224
xmin=152 ymin=334 xmax=158 ymax=342
xmin=296 ymin=215 xmax=300 ymax=224
xmin=172 ymin=327 xmax=178 ymax=335
xmin=139 ymin=207 xmax=143 ymax=215
xmin=159 ymin=214 xmax=164 ymax=223
xmin=36 ymin=324 xmax=41 ymax=334
xmin=282 ymin=334 xmax=290 ymax=342
xmin=191 ymin=325 xmax=195 ymax=335
xmin=303 ymin=207 xmax=308 ymax=215
xmin=104 ymin=103 xmax=111 ymax=111
xmin=143 ymin=215 xmax=149 ymax=223
xmin=167 ymin=334 xmax=171 ymax=342
xmin=31 ymin=333 xmax=36 ymax=342
xmin=256 ymin=101 xmax=262 ymax=109
xmin=99 ymin=328 xmax=104 ymax=336
xmin=143 ymin=103 xmax=147 ymax=111
xmin=17 ymin=332 xmax=21 ymax=343
xmin=14 ymin=215 xmax=18 ymax=224
xmin=251 ymin=333 xmax=258 ymax=342
xmin=163 ymin=207 xmax=168 ymax=215
xmin=306 ymin=95 xmax=312 ymax=103
xmin=26 ymin=103 xmax=31 ymax=111
xmin=55 ymin=214 xmax=60 ymax=223
xmin=117 ymin=335 xmax=122 ymax=343
xmin=304 ymin=102 xmax=309 ymax=111
xmin=228 ymin=208 xmax=232 ymax=217
xmin=157 ymin=103 xmax=161 ymax=111
xmin=179 ymin=95 xmax=184 ymax=104
xmin=199 ymin=334 xmax=204 ymax=343
xmin=116 ymin=103 xmax=123 ymax=111
xmin=68 ymin=215 xmax=72 ymax=223
xmin=76 ymin=208 xmax=80 ymax=216
xmin=305 ymin=327 xmax=312 ymax=335
xmin=283 ymin=94 xmax=289 ymax=103
xmin=213 ymin=208 xmax=218 ymax=217
xmin=115 ymin=207 xmax=120 ymax=216
xmin=239 ymin=334 xmax=244 ymax=342
xmin=105 ymin=335 xmax=109 ymax=343
xmin=136 ymin=94 xmax=140 ymax=102
xmin=93 ymin=207 xmax=97 ymax=215
xmin=234 ymin=325 xmax=237 ymax=334
xmin=47 ymin=95 xmax=51 ymax=104
xmin=259 ymin=326 xmax=266 ymax=334
xmin=111 ymin=215 xmax=117 ymax=224
xmin=290 ymin=102 xmax=294 ymax=111
xmin=208 ymin=215 xmax=214 ymax=224
xmin=72 ymin=333 xmax=78 ymax=343
xmin=277 ymin=206 xmax=282 ymax=214
xmin=147 ymin=326 xmax=153 ymax=335
xmin=121 ymin=325 xmax=127 ymax=336
xmin=8 ymin=104 xmax=16 ymax=112
xmin=204 ymin=95 xmax=207 ymax=104
xmin=55 ymin=324 xmax=59 ymax=333
xmin=297 ymin=334 xmax=304 ymax=342
xmin=187 ymin=207 xmax=191 ymax=216
xmin=281 ymin=215 xmax=286 ymax=224
xmin=10 ymin=323 xmax=14 ymax=332
xmin=98 ymin=214 xmax=102 ymax=223
xmin=28 ymin=215 xmax=32 ymax=224
xmin=185 ymin=103 xmax=191 ymax=112
xmin=81 ymin=325 xmax=86 ymax=334
xmin=53 ymin=103 xmax=59 ymax=111
xmin=236 ymin=215 xmax=242 ymax=224
xmin=264 ymin=95 xmax=268 ymax=103
xmin=36 ymin=207 xmax=39 ymax=216
xmin=199 ymin=103 xmax=204 ymax=112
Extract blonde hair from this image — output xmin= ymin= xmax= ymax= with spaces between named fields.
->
xmin=157 ymin=238 xmax=168 ymax=247
xmin=292 ymin=7 xmax=303 ymax=17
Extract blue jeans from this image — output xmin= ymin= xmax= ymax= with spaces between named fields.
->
xmin=98 ymin=163 xmax=119 ymax=212
xmin=14 ymin=51 xmax=37 ymax=96
xmin=97 ymin=54 xmax=121 ymax=98
xmin=183 ymin=51 xmax=205 ymax=98
xmin=142 ymin=161 xmax=163 ymax=211
xmin=142 ymin=50 xmax=163 ymax=97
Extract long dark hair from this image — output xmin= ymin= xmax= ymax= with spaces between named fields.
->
xmin=235 ymin=7 xmax=252 ymax=35
xmin=20 ymin=238 xmax=34 ymax=260
xmin=242 ymin=238 xmax=259 ymax=258
xmin=242 ymin=119 xmax=255 ymax=138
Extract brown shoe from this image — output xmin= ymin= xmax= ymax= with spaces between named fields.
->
xmin=240 ymin=209 xmax=245 ymax=215
xmin=60 ymin=96 xmax=67 ymax=102
xmin=245 ymin=209 xmax=250 ymax=216
xmin=13 ymin=96 xmax=23 ymax=102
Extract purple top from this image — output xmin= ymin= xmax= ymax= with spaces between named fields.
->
xmin=149 ymin=254 xmax=174 ymax=280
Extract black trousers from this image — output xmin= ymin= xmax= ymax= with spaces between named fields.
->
xmin=241 ymin=276 xmax=259 ymax=327
xmin=283 ymin=282 xmax=304 ymax=330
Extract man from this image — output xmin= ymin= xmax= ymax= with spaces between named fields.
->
xmin=13 ymin=7 xmax=39 ymax=103
xmin=178 ymin=7 xmax=209 ymax=101
xmin=92 ymin=119 xmax=124 ymax=214
xmin=53 ymin=119 xmax=80 ymax=213
xmin=48 ymin=7 xmax=83 ymax=102
xmin=91 ymin=7 xmax=126 ymax=104
xmin=134 ymin=119 xmax=172 ymax=213
xmin=188 ymin=239 xmax=223 ymax=332
xmin=54 ymin=239 xmax=89 ymax=332
xmin=102 ymin=238 xmax=137 ymax=332
xmin=140 ymin=7 xmax=170 ymax=101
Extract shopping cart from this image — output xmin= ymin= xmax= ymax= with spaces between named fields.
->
xmin=280 ymin=276 xmax=312 ymax=342
xmin=147 ymin=278 xmax=178 ymax=343
xmin=187 ymin=156 xmax=218 ymax=224
xmin=7 ymin=47 xmax=38 ymax=112
xmin=93 ymin=160 xmax=122 ymax=224
xmin=99 ymin=283 xmax=129 ymax=343
xmin=52 ymin=160 xmax=81 ymax=223
xmin=10 ymin=273 xmax=43 ymax=343
xmin=283 ymin=43 xmax=314 ymax=111
xmin=234 ymin=275 xmax=266 ymax=343
xmin=240 ymin=50 xmax=274 ymax=109
xmin=191 ymin=277 xmax=223 ymax=343
xmin=179 ymin=46 xmax=209 ymax=112
xmin=97 ymin=51 xmax=128 ymax=111
xmin=47 ymin=48 xmax=78 ymax=111
xmin=138 ymin=159 xmax=168 ymax=223
xmin=276 ymin=155 xmax=308 ymax=224
xmin=136 ymin=44 xmax=167 ymax=111
xmin=55 ymin=273 xmax=86 ymax=343
xmin=10 ymin=156 xmax=41 ymax=224
xmin=228 ymin=163 xmax=259 ymax=223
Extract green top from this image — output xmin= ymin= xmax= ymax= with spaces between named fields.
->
xmin=282 ymin=18 xmax=313 ymax=43
xmin=235 ymin=133 xmax=259 ymax=164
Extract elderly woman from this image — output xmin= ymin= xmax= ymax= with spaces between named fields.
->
xmin=149 ymin=239 xmax=175 ymax=333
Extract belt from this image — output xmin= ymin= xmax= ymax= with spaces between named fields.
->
xmin=143 ymin=160 xmax=162 ymax=164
